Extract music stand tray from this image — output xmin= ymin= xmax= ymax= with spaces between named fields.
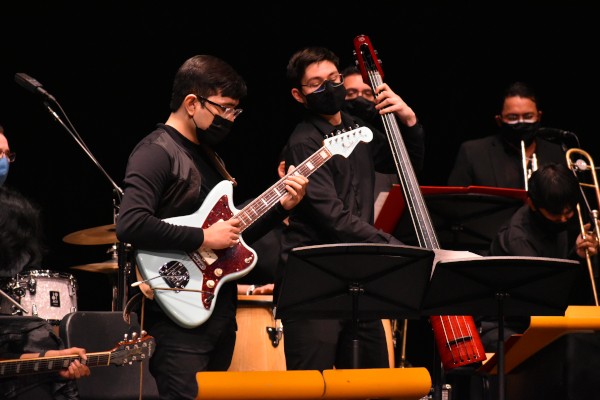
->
xmin=275 ymin=243 xmax=435 ymax=321
xmin=421 ymin=255 xmax=580 ymax=400
xmin=422 ymin=255 xmax=579 ymax=317
xmin=376 ymin=185 xmax=526 ymax=254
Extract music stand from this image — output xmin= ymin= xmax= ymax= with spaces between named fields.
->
xmin=421 ymin=255 xmax=580 ymax=400
xmin=389 ymin=186 xmax=526 ymax=255
xmin=275 ymin=243 xmax=435 ymax=368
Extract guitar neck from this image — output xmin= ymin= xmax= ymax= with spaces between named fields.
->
xmin=0 ymin=351 xmax=111 ymax=377
xmin=235 ymin=146 xmax=333 ymax=232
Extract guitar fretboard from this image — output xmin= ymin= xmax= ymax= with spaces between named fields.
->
xmin=0 ymin=352 xmax=109 ymax=377
xmin=236 ymin=147 xmax=333 ymax=231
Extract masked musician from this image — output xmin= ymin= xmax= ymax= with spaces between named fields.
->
xmin=0 ymin=185 xmax=90 ymax=400
xmin=448 ymin=81 xmax=567 ymax=189
xmin=483 ymin=163 xmax=599 ymax=352
xmin=115 ymin=55 xmax=308 ymax=400
xmin=340 ymin=66 xmax=425 ymax=201
xmin=274 ymin=46 xmax=425 ymax=371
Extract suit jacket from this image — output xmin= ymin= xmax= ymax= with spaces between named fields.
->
xmin=448 ymin=134 xmax=566 ymax=189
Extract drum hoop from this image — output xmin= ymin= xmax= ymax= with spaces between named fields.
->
xmin=17 ymin=269 xmax=76 ymax=281
xmin=237 ymin=295 xmax=275 ymax=306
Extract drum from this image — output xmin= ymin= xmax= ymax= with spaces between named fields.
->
xmin=229 ymin=295 xmax=286 ymax=371
xmin=8 ymin=270 xmax=78 ymax=325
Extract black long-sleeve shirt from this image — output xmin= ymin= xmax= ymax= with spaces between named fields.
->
xmin=448 ymin=135 xmax=566 ymax=188
xmin=116 ymin=124 xmax=287 ymax=320
xmin=276 ymin=111 xmax=425 ymax=292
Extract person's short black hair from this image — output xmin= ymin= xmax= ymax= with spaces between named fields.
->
xmin=340 ymin=65 xmax=361 ymax=78
xmin=500 ymin=81 xmax=541 ymax=111
xmin=286 ymin=47 xmax=340 ymax=90
xmin=169 ymin=55 xmax=247 ymax=112
xmin=528 ymin=163 xmax=580 ymax=214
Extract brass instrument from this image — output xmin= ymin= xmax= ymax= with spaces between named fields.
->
xmin=566 ymin=148 xmax=600 ymax=306
xmin=521 ymin=140 xmax=538 ymax=191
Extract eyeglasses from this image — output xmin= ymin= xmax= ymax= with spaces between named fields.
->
xmin=301 ymin=73 xmax=344 ymax=93
xmin=502 ymin=112 xmax=539 ymax=124
xmin=0 ymin=150 xmax=16 ymax=163
xmin=197 ymin=96 xmax=243 ymax=120
xmin=345 ymin=88 xmax=375 ymax=100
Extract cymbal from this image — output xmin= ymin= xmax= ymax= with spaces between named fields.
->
xmin=63 ymin=224 xmax=117 ymax=245
xmin=70 ymin=260 xmax=118 ymax=274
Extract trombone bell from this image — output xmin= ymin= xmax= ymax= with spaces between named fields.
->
xmin=566 ymin=147 xmax=600 ymax=306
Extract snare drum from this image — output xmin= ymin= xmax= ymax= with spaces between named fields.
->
xmin=10 ymin=270 xmax=78 ymax=325
xmin=229 ymin=295 xmax=286 ymax=371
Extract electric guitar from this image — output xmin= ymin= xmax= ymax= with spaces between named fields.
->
xmin=0 ymin=334 xmax=154 ymax=377
xmin=136 ymin=126 xmax=374 ymax=328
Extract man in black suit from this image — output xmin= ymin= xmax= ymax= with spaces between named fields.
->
xmin=448 ymin=81 xmax=566 ymax=189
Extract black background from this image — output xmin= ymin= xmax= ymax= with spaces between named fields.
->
xmin=2 ymin=2 xmax=598 ymax=311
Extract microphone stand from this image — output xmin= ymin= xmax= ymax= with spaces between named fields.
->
xmin=43 ymin=101 xmax=123 ymax=198
xmin=42 ymin=99 xmax=129 ymax=311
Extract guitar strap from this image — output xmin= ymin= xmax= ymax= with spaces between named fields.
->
xmin=199 ymin=143 xmax=237 ymax=187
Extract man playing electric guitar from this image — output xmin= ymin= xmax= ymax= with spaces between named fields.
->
xmin=116 ymin=55 xmax=308 ymax=400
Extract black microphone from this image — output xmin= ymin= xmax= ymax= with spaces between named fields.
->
xmin=536 ymin=127 xmax=576 ymax=141
xmin=14 ymin=72 xmax=56 ymax=102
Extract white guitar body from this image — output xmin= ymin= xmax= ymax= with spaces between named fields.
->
xmin=135 ymin=126 xmax=373 ymax=328
xmin=136 ymin=180 xmax=257 ymax=328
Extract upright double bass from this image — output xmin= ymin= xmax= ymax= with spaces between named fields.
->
xmin=352 ymin=34 xmax=486 ymax=371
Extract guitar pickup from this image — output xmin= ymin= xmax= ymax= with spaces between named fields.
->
xmin=198 ymin=247 xmax=217 ymax=266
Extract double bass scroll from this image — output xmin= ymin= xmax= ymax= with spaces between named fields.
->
xmin=353 ymin=34 xmax=486 ymax=371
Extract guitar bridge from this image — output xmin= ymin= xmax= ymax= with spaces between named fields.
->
xmin=158 ymin=261 xmax=190 ymax=289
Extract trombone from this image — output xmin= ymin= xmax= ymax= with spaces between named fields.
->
xmin=521 ymin=140 xmax=538 ymax=191
xmin=566 ymin=148 xmax=600 ymax=306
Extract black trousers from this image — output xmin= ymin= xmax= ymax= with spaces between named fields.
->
xmin=282 ymin=318 xmax=389 ymax=370
xmin=147 ymin=315 xmax=236 ymax=400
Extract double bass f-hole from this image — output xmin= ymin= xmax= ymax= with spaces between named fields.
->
xmin=352 ymin=34 xmax=486 ymax=372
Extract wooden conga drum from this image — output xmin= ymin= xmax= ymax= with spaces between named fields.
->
xmin=229 ymin=295 xmax=286 ymax=371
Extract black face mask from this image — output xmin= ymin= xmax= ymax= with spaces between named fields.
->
xmin=196 ymin=115 xmax=233 ymax=147
xmin=500 ymin=121 xmax=540 ymax=147
xmin=342 ymin=97 xmax=379 ymax=122
xmin=305 ymin=81 xmax=347 ymax=115
xmin=530 ymin=208 xmax=573 ymax=234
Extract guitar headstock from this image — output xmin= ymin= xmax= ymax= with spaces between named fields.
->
xmin=353 ymin=35 xmax=384 ymax=84
xmin=323 ymin=126 xmax=373 ymax=158
xmin=109 ymin=333 xmax=155 ymax=366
